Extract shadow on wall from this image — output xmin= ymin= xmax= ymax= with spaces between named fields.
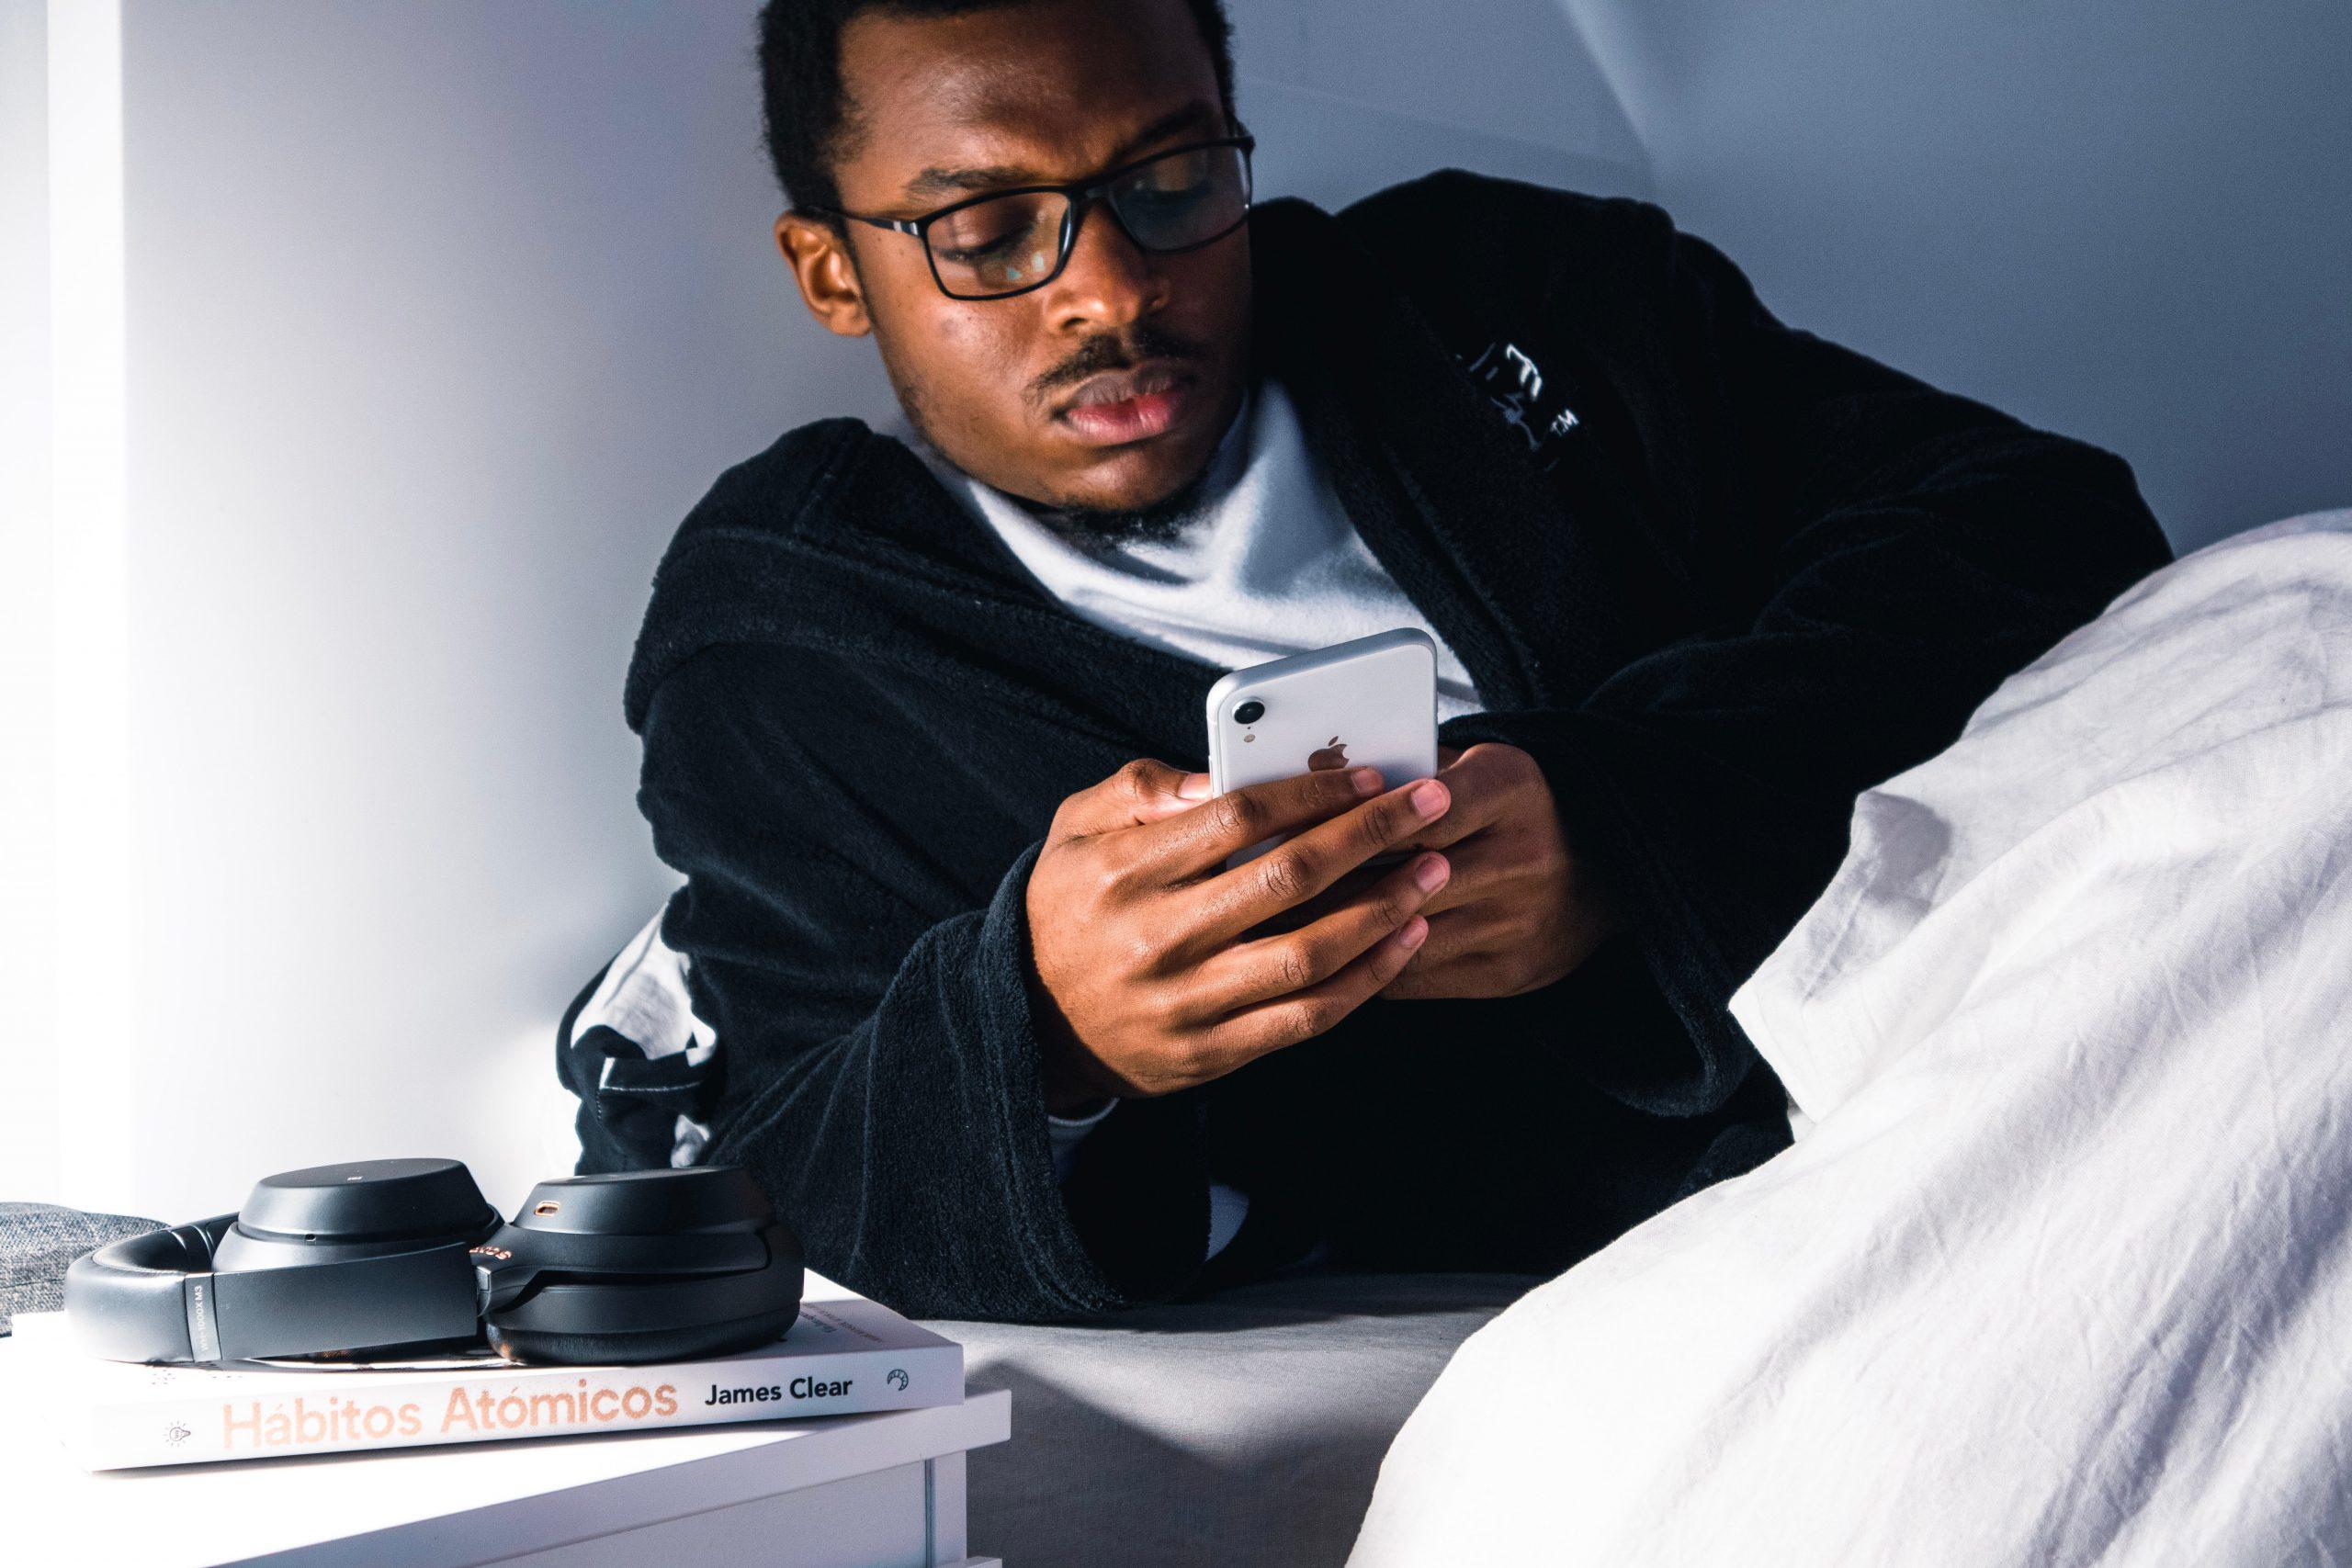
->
xmin=1557 ymin=0 xmax=2352 ymax=552
xmin=1233 ymin=0 xmax=1651 ymax=207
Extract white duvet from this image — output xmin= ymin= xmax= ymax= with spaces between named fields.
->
xmin=1350 ymin=511 xmax=2352 ymax=1567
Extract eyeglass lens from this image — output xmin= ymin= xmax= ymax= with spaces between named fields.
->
xmin=926 ymin=143 xmax=1250 ymax=299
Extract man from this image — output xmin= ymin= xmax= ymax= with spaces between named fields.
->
xmin=557 ymin=0 xmax=2171 ymax=1322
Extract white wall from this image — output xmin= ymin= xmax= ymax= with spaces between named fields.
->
xmin=0 ymin=0 xmax=58 ymax=1202
xmin=90 ymin=2 xmax=902 ymax=1218
xmin=5 ymin=1 xmax=2342 ymax=1222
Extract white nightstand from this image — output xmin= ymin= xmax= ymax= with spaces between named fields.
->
xmin=0 ymin=1331 xmax=1009 ymax=1568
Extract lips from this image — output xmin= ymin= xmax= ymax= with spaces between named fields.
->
xmin=1054 ymin=360 xmax=1196 ymax=446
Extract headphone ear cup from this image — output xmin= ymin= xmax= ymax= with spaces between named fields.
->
xmin=475 ymin=1170 xmax=804 ymax=1367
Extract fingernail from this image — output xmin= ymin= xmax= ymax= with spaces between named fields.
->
xmin=1396 ymin=915 xmax=1430 ymax=949
xmin=1176 ymin=773 xmax=1212 ymax=800
xmin=1410 ymin=780 xmax=1449 ymax=818
xmin=1413 ymin=853 xmax=1449 ymax=893
xmin=1349 ymin=766 xmax=1384 ymax=797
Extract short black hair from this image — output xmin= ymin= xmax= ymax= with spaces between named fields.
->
xmin=756 ymin=0 xmax=1237 ymax=218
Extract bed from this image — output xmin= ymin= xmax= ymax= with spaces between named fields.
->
xmin=1350 ymin=510 xmax=2352 ymax=1566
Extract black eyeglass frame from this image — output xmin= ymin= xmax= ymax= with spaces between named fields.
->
xmin=808 ymin=130 xmax=1258 ymax=301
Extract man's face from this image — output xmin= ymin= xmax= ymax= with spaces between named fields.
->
xmin=778 ymin=0 xmax=1252 ymax=515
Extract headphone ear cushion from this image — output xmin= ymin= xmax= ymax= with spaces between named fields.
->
xmin=479 ymin=1208 xmax=806 ymax=1367
xmin=483 ymin=1303 xmax=802 ymax=1368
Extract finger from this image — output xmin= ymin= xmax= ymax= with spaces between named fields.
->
xmin=1059 ymin=758 xmax=1215 ymax=839
xmin=1188 ymin=852 xmax=1449 ymax=1011
xmin=1132 ymin=762 xmax=1390 ymax=880
xmin=1240 ymin=860 xmax=1388 ymax=937
xmin=1398 ymin=833 xmax=1519 ymax=919
xmin=1238 ymin=853 xmax=1426 ymax=935
xmin=1379 ymin=911 xmax=1503 ymax=998
xmin=1190 ymin=777 xmax=1452 ymax=942
xmin=1199 ymin=914 xmax=1430 ymax=1067
xmin=1400 ymin=746 xmax=1516 ymax=850
xmin=1254 ymin=768 xmax=1530 ymax=929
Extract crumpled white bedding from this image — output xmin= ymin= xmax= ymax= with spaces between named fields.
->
xmin=1350 ymin=511 xmax=2352 ymax=1567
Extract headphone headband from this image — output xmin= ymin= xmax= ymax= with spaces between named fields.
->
xmin=65 ymin=1216 xmax=233 ymax=1364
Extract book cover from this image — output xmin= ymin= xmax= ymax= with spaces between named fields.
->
xmin=17 ymin=1290 xmax=962 ymax=1472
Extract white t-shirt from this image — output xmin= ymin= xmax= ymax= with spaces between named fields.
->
xmin=902 ymin=378 xmax=1488 ymax=1261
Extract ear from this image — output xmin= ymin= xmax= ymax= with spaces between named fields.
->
xmin=776 ymin=212 xmax=873 ymax=337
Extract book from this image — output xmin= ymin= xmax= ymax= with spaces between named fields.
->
xmin=15 ymin=1280 xmax=963 ymax=1472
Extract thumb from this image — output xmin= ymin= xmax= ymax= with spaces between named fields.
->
xmin=1067 ymin=758 xmax=1214 ymax=837
xmin=1124 ymin=758 xmax=1214 ymax=824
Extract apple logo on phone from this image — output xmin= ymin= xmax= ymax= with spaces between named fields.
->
xmin=1307 ymin=736 xmax=1349 ymax=771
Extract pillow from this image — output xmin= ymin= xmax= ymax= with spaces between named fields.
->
xmin=0 ymin=1203 xmax=164 ymax=1335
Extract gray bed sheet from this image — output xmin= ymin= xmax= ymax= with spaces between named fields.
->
xmin=933 ymin=1269 xmax=1539 ymax=1567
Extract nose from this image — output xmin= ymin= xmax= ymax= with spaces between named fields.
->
xmin=1041 ymin=198 xmax=1167 ymax=334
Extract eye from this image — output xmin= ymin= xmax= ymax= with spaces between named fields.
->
xmin=1126 ymin=178 xmax=1207 ymax=209
xmin=931 ymin=197 xmax=1047 ymax=266
xmin=1126 ymin=161 xmax=1209 ymax=203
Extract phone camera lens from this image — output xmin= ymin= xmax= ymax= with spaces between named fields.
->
xmin=1233 ymin=700 xmax=1265 ymax=726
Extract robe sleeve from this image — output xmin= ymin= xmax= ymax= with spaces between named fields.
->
xmin=1445 ymin=219 xmax=2174 ymax=1117
xmin=609 ymin=640 xmax=1209 ymax=1321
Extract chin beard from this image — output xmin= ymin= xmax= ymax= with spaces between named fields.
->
xmin=892 ymin=385 xmax=1217 ymax=547
xmin=1026 ymin=464 xmax=1220 ymax=547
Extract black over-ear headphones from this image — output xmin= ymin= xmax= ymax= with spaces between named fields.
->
xmin=62 ymin=1158 xmax=803 ymax=1367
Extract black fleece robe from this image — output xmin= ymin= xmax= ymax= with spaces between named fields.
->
xmin=560 ymin=171 xmax=2172 ymax=1323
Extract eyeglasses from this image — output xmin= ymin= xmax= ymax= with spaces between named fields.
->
xmin=809 ymin=132 xmax=1255 ymax=301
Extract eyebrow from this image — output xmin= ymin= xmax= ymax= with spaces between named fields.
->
xmin=898 ymin=101 xmax=1225 ymax=205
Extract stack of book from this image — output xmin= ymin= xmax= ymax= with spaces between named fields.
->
xmin=14 ymin=1275 xmax=963 ymax=1472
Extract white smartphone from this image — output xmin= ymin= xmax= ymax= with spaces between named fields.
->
xmin=1204 ymin=628 xmax=1440 ymax=861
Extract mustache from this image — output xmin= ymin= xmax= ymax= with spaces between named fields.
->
xmin=1028 ymin=324 xmax=1207 ymax=409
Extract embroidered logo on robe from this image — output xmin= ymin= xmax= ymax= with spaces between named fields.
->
xmin=1460 ymin=339 xmax=1579 ymax=472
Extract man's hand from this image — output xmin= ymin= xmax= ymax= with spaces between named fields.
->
xmin=1023 ymin=759 xmax=1455 ymax=1111
xmin=1378 ymin=742 xmax=1620 ymax=1000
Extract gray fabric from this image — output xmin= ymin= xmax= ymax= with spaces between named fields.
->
xmin=937 ymin=1269 xmax=1538 ymax=1567
xmin=0 ymin=1202 xmax=163 ymax=1335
